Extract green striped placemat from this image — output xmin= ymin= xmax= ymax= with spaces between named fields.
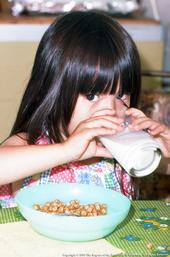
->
xmin=106 ymin=200 xmax=170 ymax=256
xmin=0 ymin=207 xmax=25 ymax=223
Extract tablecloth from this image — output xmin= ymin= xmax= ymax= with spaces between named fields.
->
xmin=0 ymin=200 xmax=170 ymax=257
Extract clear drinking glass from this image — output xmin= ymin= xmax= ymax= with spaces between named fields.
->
xmin=100 ymin=122 xmax=162 ymax=177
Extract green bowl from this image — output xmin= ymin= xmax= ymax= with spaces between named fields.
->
xmin=15 ymin=183 xmax=131 ymax=242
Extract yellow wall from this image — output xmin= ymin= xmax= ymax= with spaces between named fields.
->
xmin=0 ymin=42 xmax=37 ymax=142
xmin=136 ymin=41 xmax=164 ymax=89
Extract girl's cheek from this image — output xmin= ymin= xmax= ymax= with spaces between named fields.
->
xmin=115 ymin=101 xmax=128 ymax=119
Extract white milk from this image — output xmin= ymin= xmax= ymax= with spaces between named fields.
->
xmin=100 ymin=128 xmax=161 ymax=177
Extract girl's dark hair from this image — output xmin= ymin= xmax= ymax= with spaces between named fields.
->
xmin=10 ymin=11 xmax=141 ymax=144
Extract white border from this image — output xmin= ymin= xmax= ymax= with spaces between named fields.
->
xmin=0 ymin=24 xmax=163 ymax=42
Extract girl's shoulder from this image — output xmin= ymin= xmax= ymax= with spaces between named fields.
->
xmin=1 ymin=133 xmax=28 ymax=146
xmin=2 ymin=131 xmax=51 ymax=146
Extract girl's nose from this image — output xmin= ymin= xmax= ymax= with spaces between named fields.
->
xmin=98 ymin=95 xmax=116 ymax=110
xmin=100 ymin=95 xmax=128 ymax=118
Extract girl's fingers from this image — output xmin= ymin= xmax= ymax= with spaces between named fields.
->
xmin=129 ymin=117 xmax=168 ymax=137
xmin=75 ymin=127 xmax=117 ymax=142
xmin=78 ymin=116 xmax=124 ymax=132
xmin=92 ymin=108 xmax=116 ymax=117
xmin=128 ymin=117 xmax=155 ymax=130
xmin=150 ymin=124 xmax=168 ymax=136
xmin=125 ymin=108 xmax=146 ymax=118
xmin=91 ymin=112 xmax=124 ymax=125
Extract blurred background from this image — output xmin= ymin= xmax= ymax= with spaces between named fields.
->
xmin=0 ymin=0 xmax=170 ymax=200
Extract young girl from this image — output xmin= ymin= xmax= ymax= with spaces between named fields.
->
xmin=0 ymin=11 xmax=170 ymax=208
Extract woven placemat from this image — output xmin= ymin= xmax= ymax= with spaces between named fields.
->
xmin=1 ymin=201 xmax=170 ymax=256
xmin=106 ymin=200 xmax=170 ymax=256
xmin=0 ymin=207 xmax=25 ymax=223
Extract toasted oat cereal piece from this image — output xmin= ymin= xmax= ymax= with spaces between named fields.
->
xmin=33 ymin=199 xmax=107 ymax=217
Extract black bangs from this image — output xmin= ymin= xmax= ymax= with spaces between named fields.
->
xmin=77 ymin=48 xmax=121 ymax=96
xmin=62 ymin=35 xmax=120 ymax=97
xmin=65 ymin=43 xmax=136 ymax=99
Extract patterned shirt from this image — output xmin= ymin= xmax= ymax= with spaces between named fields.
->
xmin=0 ymin=134 xmax=134 ymax=208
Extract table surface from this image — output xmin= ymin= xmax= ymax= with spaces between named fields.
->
xmin=0 ymin=200 xmax=170 ymax=256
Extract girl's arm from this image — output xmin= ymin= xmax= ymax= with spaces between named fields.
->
xmin=125 ymin=108 xmax=170 ymax=158
xmin=0 ymin=134 xmax=76 ymax=185
xmin=0 ymin=113 xmax=124 ymax=185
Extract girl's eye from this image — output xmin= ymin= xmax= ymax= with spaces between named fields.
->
xmin=86 ymin=94 xmax=99 ymax=102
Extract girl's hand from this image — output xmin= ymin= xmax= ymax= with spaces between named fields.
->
xmin=125 ymin=108 xmax=170 ymax=158
xmin=63 ymin=109 xmax=124 ymax=161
